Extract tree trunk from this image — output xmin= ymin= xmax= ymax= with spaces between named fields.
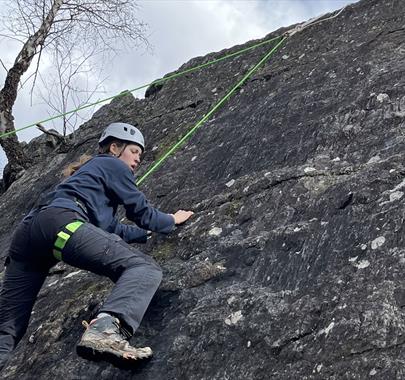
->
xmin=0 ymin=0 xmax=63 ymax=188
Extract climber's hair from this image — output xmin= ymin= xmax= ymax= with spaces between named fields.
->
xmin=62 ymin=154 xmax=93 ymax=177
xmin=62 ymin=138 xmax=127 ymax=177
xmin=98 ymin=137 xmax=126 ymax=154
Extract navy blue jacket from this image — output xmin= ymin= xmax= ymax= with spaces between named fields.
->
xmin=43 ymin=154 xmax=175 ymax=243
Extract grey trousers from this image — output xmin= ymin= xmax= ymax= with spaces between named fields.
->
xmin=62 ymin=223 xmax=163 ymax=332
xmin=0 ymin=214 xmax=162 ymax=369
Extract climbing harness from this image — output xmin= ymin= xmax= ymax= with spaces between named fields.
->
xmin=53 ymin=220 xmax=84 ymax=260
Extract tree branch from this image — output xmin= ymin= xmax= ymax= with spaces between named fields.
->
xmin=0 ymin=58 xmax=8 ymax=74
xmin=30 ymin=43 xmax=44 ymax=105
xmin=36 ymin=122 xmax=66 ymax=142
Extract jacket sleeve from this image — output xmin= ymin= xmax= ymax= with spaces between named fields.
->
xmin=106 ymin=161 xmax=175 ymax=234
xmin=109 ymin=217 xmax=148 ymax=244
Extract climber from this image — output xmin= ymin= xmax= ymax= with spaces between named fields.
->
xmin=0 ymin=122 xmax=194 ymax=370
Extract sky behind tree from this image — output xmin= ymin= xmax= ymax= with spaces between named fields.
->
xmin=0 ymin=0 xmax=359 ymax=175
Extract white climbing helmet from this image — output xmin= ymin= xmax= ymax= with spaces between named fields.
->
xmin=99 ymin=122 xmax=145 ymax=151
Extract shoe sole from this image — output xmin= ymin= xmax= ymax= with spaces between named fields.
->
xmin=77 ymin=342 xmax=152 ymax=368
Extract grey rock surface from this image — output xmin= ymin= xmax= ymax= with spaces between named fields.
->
xmin=1 ymin=0 xmax=405 ymax=378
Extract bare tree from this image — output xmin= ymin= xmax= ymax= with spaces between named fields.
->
xmin=0 ymin=0 xmax=148 ymax=188
xmin=38 ymin=42 xmax=108 ymax=137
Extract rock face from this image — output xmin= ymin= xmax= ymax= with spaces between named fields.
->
xmin=1 ymin=0 xmax=405 ymax=378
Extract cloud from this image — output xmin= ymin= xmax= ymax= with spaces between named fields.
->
xmin=105 ymin=0 xmax=270 ymax=98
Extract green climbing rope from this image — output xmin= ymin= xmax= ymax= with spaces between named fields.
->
xmin=136 ymin=36 xmax=287 ymax=186
xmin=0 ymin=35 xmax=282 ymax=141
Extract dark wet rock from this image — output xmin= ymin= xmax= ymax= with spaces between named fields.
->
xmin=145 ymin=82 xmax=164 ymax=98
xmin=23 ymin=129 xmax=66 ymax=161
xmin=1 ymin=0 xmax=405 ymax=378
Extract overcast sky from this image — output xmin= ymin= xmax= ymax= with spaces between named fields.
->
xmin=0 ymin=0 xmax=359 ymax=176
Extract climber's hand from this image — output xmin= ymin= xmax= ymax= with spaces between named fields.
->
xmin=171 ymin=210 xmax=194 ymax=225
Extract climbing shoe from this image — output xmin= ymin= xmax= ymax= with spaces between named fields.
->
xmin=76 ymin=314 xmax=152 ymax=366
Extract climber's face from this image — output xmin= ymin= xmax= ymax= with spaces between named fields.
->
xmin=120 ymin=144 xmax=142 ymax=173
xmin=110 ymin=143 xmax=142 ymax=173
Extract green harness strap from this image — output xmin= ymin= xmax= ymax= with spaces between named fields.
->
xmin=53 ymin=220 xmax=84 ymax=261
